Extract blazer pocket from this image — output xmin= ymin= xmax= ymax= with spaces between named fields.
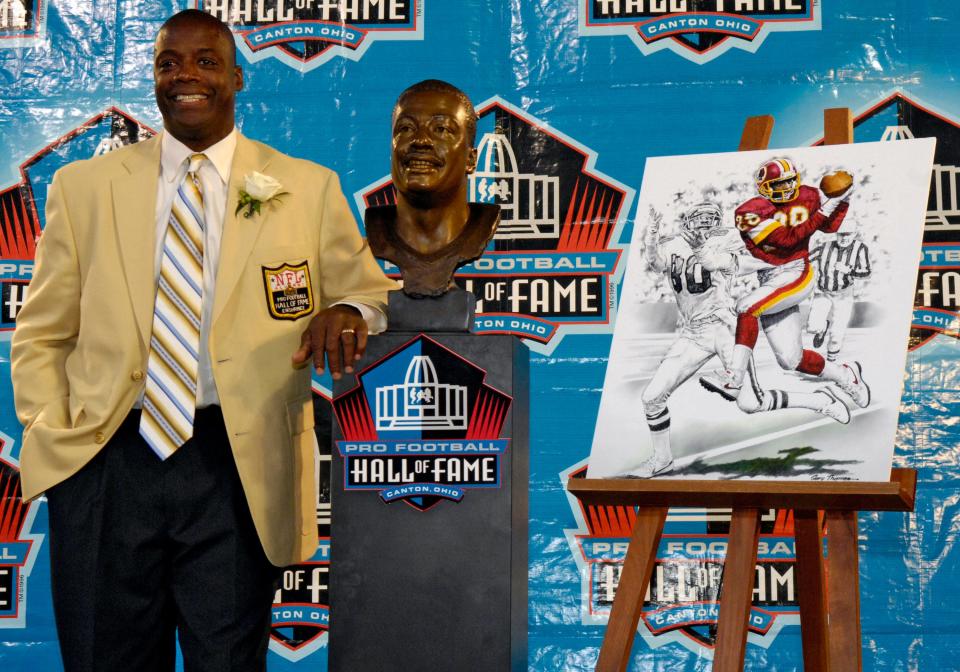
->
xmin=285 ymin=396 xmax=316 ymax=437
xmin=69 ymin=396 xmax=86 ymax=428
xmin=29 ymin=395 xmax=70 ymax=432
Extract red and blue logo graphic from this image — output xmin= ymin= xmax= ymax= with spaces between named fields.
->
xmin=334 ymin=334 xmax=511 ymax=511
xmin=835 ymin=91 xmax=960 ymax=350
xmin=579 ymin=0 xmax=820 ymax=64
xmin=562 ymin=461 xmax=800 ymax=654
xmin=0 ymin=434 xmax=43 ymax=629
xmin=195 ymin=0 xmax=423 ymax=72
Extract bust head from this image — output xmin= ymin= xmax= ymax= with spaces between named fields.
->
xmin=367 ymin=80 xmax=498 ymax=299
xmin=391 ymin=80 xmax=479 ymax=215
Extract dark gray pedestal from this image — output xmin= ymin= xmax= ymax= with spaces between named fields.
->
xmin=328 ymin=328 xmax=528 ymax=672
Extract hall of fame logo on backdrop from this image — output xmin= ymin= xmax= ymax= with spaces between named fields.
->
xmin=579 ymin=0 xmax=820 ymax=65
xmin=832 ymin=91 xmax=960 ymax=350
xmin=196 ymin=0 xmax=423 ymax=72
xmin=0 ymin=434 xmax=43 ymax=629
xmin=561 ymin=461 xmax=800 ymax=653
xmin=0 ymin=108 xmax=155 ymax=330
xmin=333 ymin=335 xmax=511 ymax=511
xmin=0 ymin=0 xmax=45 ymax=48
xmin=356 ymin=97 xmax=634 ymax=353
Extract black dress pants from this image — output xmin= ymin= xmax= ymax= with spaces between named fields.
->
xmin=46 ymin=408 xmax=279 ymax=672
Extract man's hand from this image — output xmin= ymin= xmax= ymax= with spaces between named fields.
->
xmin=291 ymin=305 xmax=368 ymax=379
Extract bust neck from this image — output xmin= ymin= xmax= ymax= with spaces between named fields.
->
xmin=394 ymin=191 xmax=471 ymax=256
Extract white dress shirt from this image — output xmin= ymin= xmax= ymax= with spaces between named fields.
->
xmin=148 ymin=129 xmax=382 ymax=408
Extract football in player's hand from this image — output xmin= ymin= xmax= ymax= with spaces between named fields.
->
xmin=820 ymin=170 xmax=854 ymax=197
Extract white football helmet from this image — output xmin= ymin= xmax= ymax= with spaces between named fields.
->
xmin=680 ymin=201 xmax=724 ymax=247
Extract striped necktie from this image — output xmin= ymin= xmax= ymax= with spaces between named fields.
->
xmin=140 ymin=152 xmax=207 ymax=459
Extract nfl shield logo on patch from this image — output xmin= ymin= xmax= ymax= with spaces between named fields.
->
xmin=262 ymin=261 xmax=314 ymax=320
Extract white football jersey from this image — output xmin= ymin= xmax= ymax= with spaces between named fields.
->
xmin=649 ymin=233 xmax=741 ymax=327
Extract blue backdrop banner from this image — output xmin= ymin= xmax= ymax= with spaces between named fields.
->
xmin=1 ymin=1 xmax=957 ymax=669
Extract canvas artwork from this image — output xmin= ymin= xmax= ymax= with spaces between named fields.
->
xmin=587 ymin=139 xmax=936 ymax=481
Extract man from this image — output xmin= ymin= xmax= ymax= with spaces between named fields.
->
xmin=364 ymin=79 xmax=499 ymax=297
xmin=806 ymin=226 xmax=872 ymax=361
xmin=10 ymin=10 xmax=396 ymax=671
xmin=636 ymin=202 xmax=849 ymax=478
xmin=700 ymin=157 xmax=871 ymax=411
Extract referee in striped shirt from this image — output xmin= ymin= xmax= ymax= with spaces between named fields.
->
xmin=807 ymin=230 xmax=872 ymax=361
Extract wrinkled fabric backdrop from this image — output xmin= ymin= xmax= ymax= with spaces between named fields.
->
xmin=1 ymin=1 xmax=957 ymax=670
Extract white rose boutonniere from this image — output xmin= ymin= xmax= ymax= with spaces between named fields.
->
xmin=236 ymin=172 xmax=288 ymax=218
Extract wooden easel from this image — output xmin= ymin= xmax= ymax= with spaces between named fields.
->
xmin=569 ymin=110 xmax=919 ymax=672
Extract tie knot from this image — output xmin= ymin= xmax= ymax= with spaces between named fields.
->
xmin=187 ymin=153 xmax=206 ymax=174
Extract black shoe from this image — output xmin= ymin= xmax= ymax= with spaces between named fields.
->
xmin=813 ymin=320 xmax=831 ymax=348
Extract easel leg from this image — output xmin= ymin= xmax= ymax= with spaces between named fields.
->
xmin=826 ymin=511 xmax=862 ymax=671
xmin=714 ymin=508 xmax=761 ymax=672
xmin=595 ymin=506 xmax=667 ymax=672
xmin=794 ymin=510 xmax=830 ymax=672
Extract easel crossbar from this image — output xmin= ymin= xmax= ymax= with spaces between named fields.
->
xmin=567 ymin=468 xmax=915 ymax=512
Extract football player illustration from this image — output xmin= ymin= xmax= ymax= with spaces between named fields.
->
xmin=806 ymin=225 xmax=872 ymax=361
xmin=699 ymin=158 xmax=871 ymax=413
xmin=635 ymin=202 xmax=850 ymax=478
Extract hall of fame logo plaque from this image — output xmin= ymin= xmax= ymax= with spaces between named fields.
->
xmin=334 ymin=334 xmax=511 ymax=511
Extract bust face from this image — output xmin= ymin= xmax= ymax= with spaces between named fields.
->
xmin=391 ymin=89 xmax=478 ymax=203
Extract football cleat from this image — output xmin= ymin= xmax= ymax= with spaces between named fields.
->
xmin=699 ymin=368 xmax=741 ymax=402
xmin=756 ymin=158 xmax=801 ymax=203
xmin=621 ymin=454 xmax=674 ymax=479
xmin=836 ymin=361 xmax=871 ymax=408
xmin=814 ymin=387 xmax=851 ymax=424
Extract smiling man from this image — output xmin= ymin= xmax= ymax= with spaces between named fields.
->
xmin=365 ymin=79 xmax=500 ymax=297
xmin=10 ymin=9 xmax=395 ymax=671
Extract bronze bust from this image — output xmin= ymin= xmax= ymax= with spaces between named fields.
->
xmin=366 ymin=80 xmax=499 ymax=298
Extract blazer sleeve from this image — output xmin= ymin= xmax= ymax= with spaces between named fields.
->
xmin=10 ymin=169 xmax=83 ymax=430
xmin=315 ymin=171 xmax=397 ymax=314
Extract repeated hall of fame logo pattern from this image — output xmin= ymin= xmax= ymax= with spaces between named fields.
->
xmin=357 ymin=96 xmax=635 ymax=353
xmin=195 ymin=0 xmax=423 ymax=72
xmin=579 ymin=0 xmax=821 ymax=65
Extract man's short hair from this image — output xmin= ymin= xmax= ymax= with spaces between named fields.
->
xmin=396 ymin=79 xmax=478 ymax=145
xmin=157 ymin=9 xmax=237 ymax=68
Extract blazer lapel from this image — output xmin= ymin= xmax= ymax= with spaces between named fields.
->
xmin=212 ymin=134 xmax=272 ymax=327
xmin=112 ymin=136 xmax=161 ymax=350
